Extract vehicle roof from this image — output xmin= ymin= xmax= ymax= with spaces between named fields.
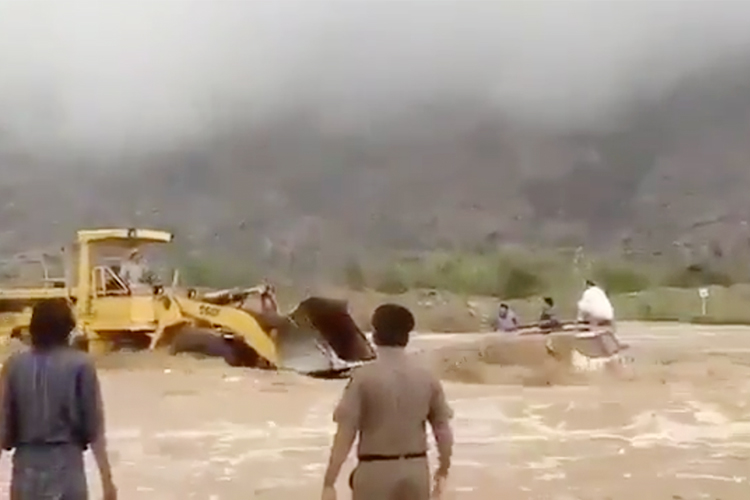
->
xmin=76 ymin=228 xmax=173 ymax=245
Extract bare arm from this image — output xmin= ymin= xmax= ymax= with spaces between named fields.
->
xmin=0 ymin=359 xmax=11 ymax=461
xmin=428 ymin=378 xmax=454 ymax=477
xmin=78 ymin=359 xmax=114 ymax=488
xmin=432 ymin=421 xmax=454 ymax=476
xmin=323 ymin=423 xmax=357 ymax=487
xmin=323 ymin=375 xmax=362 ymax=487
xmin=90 ymin=415 xmax=114 ymax=489
xmin=264 ymin=293 xmax=279 ymax=314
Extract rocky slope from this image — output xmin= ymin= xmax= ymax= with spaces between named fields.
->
xmin=2 ymin=57 xmax=750 ymax=271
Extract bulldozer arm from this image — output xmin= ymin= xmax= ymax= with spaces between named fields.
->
xmin=157 ymin=292 xmax=375 ymax=377
xmin=171 ymin=295 xmax=280 ymax=365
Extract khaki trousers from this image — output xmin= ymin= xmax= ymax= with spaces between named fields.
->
xmin=350 ymin=458 xmax=430 ymax=500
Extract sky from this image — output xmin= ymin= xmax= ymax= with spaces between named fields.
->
xmin=1 ymin=0 xmax=750 ymax=154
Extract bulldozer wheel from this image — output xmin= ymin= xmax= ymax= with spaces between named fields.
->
xmin=10 ymin=328 xmax=29 ymax=345
xmin=87 ymin=338 xmax=113 ymax=357
xmin=71 ymin=335 xmax=88 ymax=351
xmin=168 ymin=327 xmax=266 ymax=368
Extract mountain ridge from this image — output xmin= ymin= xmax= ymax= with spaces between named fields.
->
xmin=2 ymin=56 xmax=750 ymax=272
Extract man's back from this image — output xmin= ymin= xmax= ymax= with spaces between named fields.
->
xmin=578 ymin=286 xmax=614 ymax=321
xmin=343 ymin=348 xmax=446 ymax=457
xmin=2 ymin=347 xmax=100 ymax=450
xmin=322 ymin=303 xmax=453 ymax=500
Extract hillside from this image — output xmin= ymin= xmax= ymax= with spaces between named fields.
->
xmin=2 ymin=57 xmax=750 ymax=274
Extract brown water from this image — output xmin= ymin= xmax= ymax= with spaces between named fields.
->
xmin=1 ymin=322 xmax=749 ymax=499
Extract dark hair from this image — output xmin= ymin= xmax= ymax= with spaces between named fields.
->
xmin=543 ymin=296 xmax=554 ymax=306
xmin=29 ymin=298 xmax=76 ymax=350
xmin=371 ymin=303 xmax=415 ymax=348
xmin=499 ymin=303 xmax=509 ymax=309
xmin=585 ymin=279 xmax=595 ymax=287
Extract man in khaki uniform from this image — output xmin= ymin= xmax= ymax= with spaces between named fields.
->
xmin=321 ymin=304 xmax=454 ymax=500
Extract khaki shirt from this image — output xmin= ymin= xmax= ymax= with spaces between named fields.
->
xmin=333 ymin=346 xmax=453 ymax=457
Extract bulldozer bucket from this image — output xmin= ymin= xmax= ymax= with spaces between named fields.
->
xmin=268 ymin=297 xmax=376 ymax=377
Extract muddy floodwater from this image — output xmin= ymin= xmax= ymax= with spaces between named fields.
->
xmin=1 ymin=322 xmax=750 ymax=499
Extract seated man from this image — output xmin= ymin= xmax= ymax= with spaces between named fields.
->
xmin=494 ymin=303 xmax=519 ymax=332
xmin=539 ymin=296 xmax=562 ymax=331
xmin=260 ymin=282 xmax=279 ymax=315
xmin=258 ymin=282 xmax=280 ymax=341
xmin=119 ymin=248 xmax=151 ymax=291
xmin=576 ymin=280 xmax=615 ymax=328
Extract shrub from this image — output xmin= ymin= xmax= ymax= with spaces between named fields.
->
xmin=373 ymin=251 xmax=547 ymax=298
xmin=497 ymin=266 xmax=544 ymax=299
xmin=374 ymin=266 xmax=410 ymax=294
xmin=180 ymin=257 xmax=256 ymax=288
xmin=342 ymin=259 xmax=367 ymax=291
xmin=663 ymin=264 xmax=734 ymax=288
xmin=592 ymin=263 xmax=650 ymax=294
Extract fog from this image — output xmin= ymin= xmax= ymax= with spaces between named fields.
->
xmin=1 ymin=0 xmax=750 ymax=154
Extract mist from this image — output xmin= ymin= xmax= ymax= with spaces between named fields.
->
xmin=2 ymin=0 xmax=750 ymax=154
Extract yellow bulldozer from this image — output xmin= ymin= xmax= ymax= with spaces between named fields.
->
xmin=0 ymin=228 xmax=376 ymax=378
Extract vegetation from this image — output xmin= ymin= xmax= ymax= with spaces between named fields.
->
xmin=590 ymin=261 xmax=651 ymax=294
xmin=181 ymin=246 xmax=750 ymax=298
xmin=179 ymin=256 xmax=258 ymax=289
xmin=174 ymin=247 xmax=750 ymax=331
xmin=340 ymin=250 xmax=655 ymax=300
xmin=342 ymin=258 xmax=367 ymax=291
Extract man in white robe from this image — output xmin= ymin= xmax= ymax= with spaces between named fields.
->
xmin=576 ymin=280 xmax=614 ymax=327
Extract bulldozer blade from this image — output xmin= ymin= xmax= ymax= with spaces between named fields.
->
xmin=269 ymin=296 xmax=376 ymax=375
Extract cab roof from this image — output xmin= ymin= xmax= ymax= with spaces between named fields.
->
xmin=76 ymin=228 xmax=174 ymax=245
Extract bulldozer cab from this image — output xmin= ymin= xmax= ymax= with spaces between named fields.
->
xmin=78 ymin=228 xmax=172 ymax=297
xmin=74 ymin=229 xmax=173 ymax=336
xmin=92 ymin=254 xmax=155 ymax=297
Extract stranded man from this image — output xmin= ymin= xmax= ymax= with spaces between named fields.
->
xmin=494 ymin=302 xmax=519 ymax=332
xmin=259 ymin=282 xmax=279 ymax=315
xmin=576 ymin=279 xmax=615 ymax=327
xmin=321 ymin=304 xmax=454 ymax=500
xmin=539 ymin=296 xmax=562 ymax=331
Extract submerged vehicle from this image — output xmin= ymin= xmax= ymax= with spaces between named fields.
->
xmin=0 ymin=228 xmax=375 ymax=378
xmin=509 ymin=325 xmax=628 ymax=372
xmin=509 ymin=319 xmax=630 ymax=372
xmin=430 ymin=319 xmax=630 ymax=380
